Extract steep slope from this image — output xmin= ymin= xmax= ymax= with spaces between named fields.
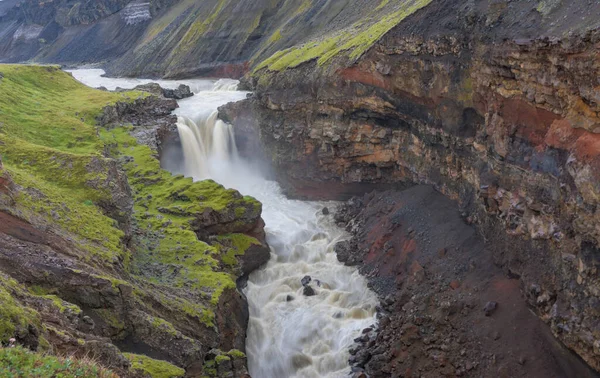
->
xmin=0 ymin=0 xmax=426 ymax=78
xmin=220 ymin=0 xmax=600 ymax=375
xmin=0 ymin=65 xmax=268 ymax=377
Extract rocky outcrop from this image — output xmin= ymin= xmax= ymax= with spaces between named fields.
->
xmin=221 ymin=0 xmax=600 ymax=373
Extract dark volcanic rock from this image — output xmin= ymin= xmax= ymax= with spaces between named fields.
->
xmin=303 ymin=285 xmax=316 ymax=297
xmin=301 ymin=275 xmax=312 ymax=287
xmin=162 ymin=84 xmax=193 ymax=100
xmin=333 ymin=186 xmax=599 ymax=378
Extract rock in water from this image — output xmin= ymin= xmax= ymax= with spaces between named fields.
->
xmin=163 ymin=84 xmax=193 ymax=100
xmin=303 ymin=285 xmax=316 ymax=297
xmin=301 ymin=275 xmax=312 ymax=287
xmin=322 ymin=207 xmax=330 ymax=215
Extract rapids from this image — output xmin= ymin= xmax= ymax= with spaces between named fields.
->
xmin=69 ymin=69 xmax=379 ymax=378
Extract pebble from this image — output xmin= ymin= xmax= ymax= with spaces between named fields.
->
xmin=483 ymin=301 xmax=498 ymax=316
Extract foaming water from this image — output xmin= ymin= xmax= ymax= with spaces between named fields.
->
xmin=68 ymin=69 xmax=378 ymax=378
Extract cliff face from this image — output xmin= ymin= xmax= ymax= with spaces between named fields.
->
xmin=0 ymin=66 xmax=269 ymax=377
xmin=220 ymin=0 xmax=600 ymax=373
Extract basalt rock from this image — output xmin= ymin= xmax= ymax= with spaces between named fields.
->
xmin=222 ymin=0 xmax=600 ymax=373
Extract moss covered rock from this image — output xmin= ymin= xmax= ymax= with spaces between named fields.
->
xmin=124 ymin=353 xmax=185 ymax=378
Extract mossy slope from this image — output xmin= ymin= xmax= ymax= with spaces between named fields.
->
xmin=254 ymin=0 xmax=433 ymax=72
xmin=0 ymin=65 xmax=264 ymax=376
xmin=0 ymin=346 xmax=118 ymax=378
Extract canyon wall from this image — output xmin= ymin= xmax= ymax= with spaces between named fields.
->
xmin=220 ymin=0 xmax=600 ymax=372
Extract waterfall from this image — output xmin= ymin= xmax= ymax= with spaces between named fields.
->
xmin=175 ymin=111 xmax=238 ymax=180
xmin=68 ymin=68 xmax=378 ymax=378
xmin=212 ymin=78 xmax=239 ymax=91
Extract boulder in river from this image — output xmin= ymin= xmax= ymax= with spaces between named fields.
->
xmin=303 ymin=286 xmax=316 ymax=297
xmin=163 ymin=84 xmax=193 ymax=99
xmin=301 ymin=275 xmax=312 ymax=287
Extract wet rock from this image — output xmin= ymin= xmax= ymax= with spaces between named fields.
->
xmin=163 ymin=84 xmax=193 ymax=100
xmin=303 ymin=285 xmax=316 ymax=297
xmin=301 ymin=275 xmax=312 ymax=287
xmin=286 ymin=295 xmax=294 ymax=302
xmin=483 ymin=301 xmax=498 ymax=317
xmin=132 ymin=83 xmax=193 ymax=100
xmin=322 ymin=207 xmax=330 ymax=215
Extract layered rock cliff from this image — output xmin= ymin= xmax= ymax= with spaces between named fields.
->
xmin=219 ymin=0 xmax=600 ymax=374
xmin=0 ymin=66 xmax=269 ymax=377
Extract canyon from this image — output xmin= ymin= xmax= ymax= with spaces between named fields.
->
xmin=1 ymin=0 xmax=600 ymax=377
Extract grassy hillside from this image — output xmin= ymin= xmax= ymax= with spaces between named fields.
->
xmin=0 ymin=64 xmax=260 ymax=377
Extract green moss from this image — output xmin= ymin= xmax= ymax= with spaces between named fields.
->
xmin=124 ymin=353 xmax=185 ymax=378
xmin=217 ymin=233 xmax=261 ymax=266
xmin=0 ymin=347 xmax=118 ymax=377
xmin=214 ymin=354 xmax=230 ymax=364
xmin=101 ymin=127 xmax=260 ymax=307
xmin=41 ymin=295 xmax=82 ymax=315
xmin=0 ymin=275 xmax=40 ymax=345
xmin=150 ymin=316 xmax=179 ymax=336
xmin=94 ymin=309 xmax=125 ymax=331
xmin=174 ymin=0 xmax=228 ymax=56
xmin=0 ymin=65 xmax=140 ymax=154
xmin=536 ymin=0 xmax=561 ymax=16
xmin=268 ymin=29 xmax=283 ymax=44
xmin=254 ymin=0 xmax=433 ymax=71
xmin=227 ymin=349 xmax=245 ymax=359
xmin=0 ymin=65 xmax=141 ymax=268
xmin=376 ymin=0 xmax=390 ymax=10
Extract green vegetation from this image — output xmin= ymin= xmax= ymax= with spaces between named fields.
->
xmin=0 ymin=276 xmax=40 ymax=345
xmin=268 ymin=29 xmax=283 ymax=44
xmin=536 ymin=0 xmax=561 ymax=16
xmin=41 ymin=295 xmax=82 ymax=315
xmin=217 ymin=233 xmax=262 ymax=266
xmin=254 ymin=0 xmax=432 ymax=72
xmin=173 ymin=0 xmax=228 ymax=57
xmin=0 ymin=65 xmax=143 ymax=267
xmin=0 ymin=347 xmax=118 ymax=378
xmin=101 ymin=127 xmax=261 ymax=310
xmin=227 ymin=349 xmax=245 ymax=359
xmin=0 ymin=64 xmax=263 ymax=373
xmin=124 ymin=353 xmax=185 ymax=378
xmin=150 ymin=316 xmax=179 ymax=336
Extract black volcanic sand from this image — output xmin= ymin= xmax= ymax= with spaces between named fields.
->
xmin=334 ymin=185 xmax=598 ymax=378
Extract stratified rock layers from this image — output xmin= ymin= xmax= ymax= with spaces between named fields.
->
xmin=221 ymin=0 xmax=600 ymax=372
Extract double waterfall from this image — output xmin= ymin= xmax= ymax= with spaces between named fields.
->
xmin=69 ymin=69 xmax=378 ymax=378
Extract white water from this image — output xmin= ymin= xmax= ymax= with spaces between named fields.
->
xmin=69 ymin=69 xmax=378 ymax=378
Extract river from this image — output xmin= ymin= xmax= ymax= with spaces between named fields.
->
xmin=69 ymin=69 xmax=378 ymax=378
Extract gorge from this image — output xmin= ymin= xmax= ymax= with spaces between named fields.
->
xmin=1 ymin=0 xmax=600 ymax=377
